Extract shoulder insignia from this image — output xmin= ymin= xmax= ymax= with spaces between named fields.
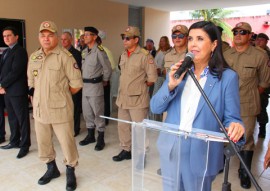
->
xmin=73 ymin=63 xmax=79 ymax=69
xmin=98 ymin=45 xmax=104 ymax=51
xmin=63 ymin=48 xmax=72 ymax=57
xmin=31 ymin=55 xmax=37 ymax=60
xmin=82 ymin=51 xmax=86 ymax=58
xmin=31 ymin=53 xmax=43 ymax=61
xmin=140 ymin=48 xmax=149 ymax=55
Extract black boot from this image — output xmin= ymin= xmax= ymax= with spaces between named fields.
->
xmin=38 ymin=160 xmax=60 ymax=185
xmin=79 ymin=128 xmax=95 ymax=146
xmin=258 ymin=123 xmax=266 ymax=138
xmin=238 ymin=151 xmax=253 ymax=189
xmin=66 ymin=166 xmax=77 ymax=191
xmin=95 ymin=131 xmax=105 ymax=151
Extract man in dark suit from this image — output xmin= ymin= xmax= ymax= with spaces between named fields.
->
xmin=0 ymin=26 xmax=31 ymax=159
xmin=61 ymin=32 xmax=82 ymax=136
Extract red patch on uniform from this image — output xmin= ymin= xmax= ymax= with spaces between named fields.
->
xmin=73 ymin=63 xmax=79 ymax=69
xmin=149 ymin=59 xmax=154 ymax=64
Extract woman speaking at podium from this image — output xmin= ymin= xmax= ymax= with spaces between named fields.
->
xmin=150 ymin=21 xmax=245 ymax=191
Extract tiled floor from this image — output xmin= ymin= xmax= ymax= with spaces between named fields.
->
xmin=0 ymin=102 xmax=270 ymax=191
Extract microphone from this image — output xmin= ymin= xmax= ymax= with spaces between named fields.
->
xmin=173 ymin=52 xmax=195 ymax=79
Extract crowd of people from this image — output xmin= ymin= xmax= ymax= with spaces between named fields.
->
xmin=0 ymin=19 xmax=269 ymax=191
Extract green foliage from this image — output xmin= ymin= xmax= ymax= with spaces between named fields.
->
xmin=190 ymin=9 xmax=234 ymax=40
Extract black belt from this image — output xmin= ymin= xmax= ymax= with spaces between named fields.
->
xmin=83 ymin=75 xmax=103 ymax=83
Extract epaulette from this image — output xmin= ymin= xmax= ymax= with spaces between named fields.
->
xmin=63 ymin=48 xmax=73 ymax=57
xmin=98 ymin=45 xmax=104 ymax=51
xmin=140 ymin=48 xmax=149 ymax=55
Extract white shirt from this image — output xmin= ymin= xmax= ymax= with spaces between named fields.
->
xmin=179 ymin=74 xmax=207 ymax=132
xmin=154 ymin=50 xmax=165 ymax=69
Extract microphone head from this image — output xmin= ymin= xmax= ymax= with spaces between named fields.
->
xmin=186 ymin=52 xmax=195 ymax=60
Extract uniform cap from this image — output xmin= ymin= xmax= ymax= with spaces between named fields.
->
xmin=171 ymin=24 xmax=188 ymax=35
xmin=257 ymin=33 xmax=269 ymax=41
xmin=232 ymin=22 xmax=252 ymax=32
xmin=84 ymin=26 xmax=99 ymax=35
xmin=39 ymin=21 xmax=58 ymax=33
xmin=121 ymin=26 xmax=140 ymax=37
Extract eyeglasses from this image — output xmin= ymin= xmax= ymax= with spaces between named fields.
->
xmin=121 ymin=36 xmax=135 ymax=41
xmin=171 ymin=34 xmax=186 ymax=39
xmin=233 ymin=30 xmax=249 ymax=36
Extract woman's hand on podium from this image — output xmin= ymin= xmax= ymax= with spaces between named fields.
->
xmin=226 ymin=122 xmax=245 ymax=143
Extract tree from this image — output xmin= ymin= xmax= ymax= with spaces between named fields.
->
xmin=190 ymin=9 xmax=234 ymax=40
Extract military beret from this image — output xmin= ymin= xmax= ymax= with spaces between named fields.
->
xmin=84 ymin=26 xmax=99 ymax=35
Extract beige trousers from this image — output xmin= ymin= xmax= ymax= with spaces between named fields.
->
xmin=117 ymin=107 xmax=148 ymax=151
xmin=34 ymin=120 xmax=79 ymax=167
xmin=242 ymin=115 xmax=257 ymax=151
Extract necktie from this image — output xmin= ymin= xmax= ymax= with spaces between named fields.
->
xmin=3 ymin=48 xmax=10 ymax=61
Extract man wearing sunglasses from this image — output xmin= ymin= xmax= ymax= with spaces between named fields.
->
xmin=113 ymin=26 xmax=157 ymax=162
xmin=224 ymin=22 xmax=270 ymax=189
xmin=164 ymin=24 xmax=188 ymax=73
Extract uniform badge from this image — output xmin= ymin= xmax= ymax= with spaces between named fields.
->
xmin=33 ymin=70 xmax=38 ymax=77
xmin=43 ymin=22 xmax=50 ymax=28
xmin=236 ymin=22 xmax=243 ymax=27
xmin=36 ymin=55 xmax=43 ymax=60
xmin=31 ymin=55 xmax=37 ymax=60
xmin=149 ymin=58 xmax=154 ymax=64
xmin=73 ymin=63 xmax=79 ymax=69
xmin=176 ymin=25 xmax=181 ymax=30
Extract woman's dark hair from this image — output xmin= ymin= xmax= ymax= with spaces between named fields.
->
xmin=96 ymin=36 xmax=102 ymax=45
xmin=188 ymin=21 xmax=229 ymax=79
xmin=2 ymin=26 xmax=19 ymax=36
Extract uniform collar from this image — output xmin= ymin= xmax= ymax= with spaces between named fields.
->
xmin=231 ymin=45 xmax=252 ymax=55
xmin=86 ymin=42 xmax=98 ymax=53
xmin=38 ymin=45 xmax=61 ymax=55
xmin=171 ymin=47 xmax=186 ymax=55
xmin=132 ymin=45 xmax=141 ymax=54
xmin=123 ymin=45 xmax=141 ymax=56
